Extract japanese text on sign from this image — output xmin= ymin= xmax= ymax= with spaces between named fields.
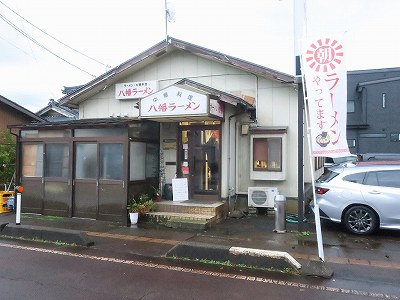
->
xmin=302 ymin=35 xmax=350 ymax=158
xmin=115 ymin=81 xmax=158 ymax=100
xmin=140 ymin=85 xmax=208 ymax=117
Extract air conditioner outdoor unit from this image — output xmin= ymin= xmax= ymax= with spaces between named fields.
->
xmin=248 ymin=187 xmax=279 ymax=208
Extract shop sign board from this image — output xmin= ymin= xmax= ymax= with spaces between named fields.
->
xmin=140 ymin=86 xmax=208 ymax=117
xmin=116 ymin=80 xmax=158 ymax=99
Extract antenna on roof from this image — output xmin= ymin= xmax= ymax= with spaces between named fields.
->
xmin=165 ymin=0 xmax=175 ymax=43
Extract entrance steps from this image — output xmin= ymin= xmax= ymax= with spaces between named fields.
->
xmin=143 ymin=200 xmax=228 ymax=230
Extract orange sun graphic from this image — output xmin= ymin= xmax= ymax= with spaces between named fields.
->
xmin=305 ymin=38 xmax=343 ymax=72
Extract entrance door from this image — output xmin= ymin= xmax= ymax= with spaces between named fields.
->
xmin=73 ymin=143 xmax=98 ymax=219
xmin=179 ymin=126 xmax=220 ymax=200
xmin=73 ymin=142 xmax=125 ymax=221
xmin=21 ymin=142 xmax=70 ymax=216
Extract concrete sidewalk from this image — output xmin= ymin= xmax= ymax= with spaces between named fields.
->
xmin=1 ymin=212 xmax=400 ymax=278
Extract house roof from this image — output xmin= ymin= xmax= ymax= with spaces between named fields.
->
xmin=356 ymin=76 xmax=400 ymax=91
xmin=59 ymin=37 xmax=295 ymax=107
xmin=175 ymin=78 xmax=255 ymax=109
xmin=36 ymin=99 xmax=78 ymax=122
xmin=0 ymin=95 xmax=45 ymax=122
xmin=10 ymin=117 xmax=137 ymax=130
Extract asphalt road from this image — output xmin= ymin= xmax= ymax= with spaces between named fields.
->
xmin=0 ymin=239 xmax=399 ymax=300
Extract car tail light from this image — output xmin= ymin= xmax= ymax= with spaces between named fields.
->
xmin=315 ymin=187 xmax=329 ymax=195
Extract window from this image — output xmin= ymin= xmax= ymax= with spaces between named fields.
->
xmin=376 ymin=171 xmax=400 ymax=188
xmin=382 ymin=93 xmax=386 ymax=108
xmin=45 ymin=144 xmax=69 ymax=178
xmin=21 ymin=130 xmax=71 ymax=138
xmin=75 ymin=128 xmax=125 ymax=137
xmin=364 ymin=172 xmax=378 ymax=186
xmin=130 ymin=142 xmax=159 ymax=181
xmin=315 ymin=157 xmax=324 ymax=170
xmin=250 ymin=131 xmax=287 ymax=180
xmin=390 ymin=133 xmax=400 ymax=142
xmin=343 ymin=172 xmax=365 ymax=184
xmin=253 ymin=138 xmax=282 ymax=171
xmin=100 ymin=144 xmax=123 ymax=180
xmin=359 ymin=133 xmax=386 ymax=138
xmin=22 ymin=144 xmax=43 ymax=177
xmin=347 ymin=100 xmax=355 ymax=113
xmin=75 ymin=144 xmax=97 ymax=179
xmin=347 ymin=139 xmax=356 ymax=148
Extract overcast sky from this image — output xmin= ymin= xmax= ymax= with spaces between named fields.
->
xmin=1 ymin=0 xmax=399 ymax=112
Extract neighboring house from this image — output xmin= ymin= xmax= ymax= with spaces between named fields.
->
xmin=0 ymin=95 xmax=44 ymax=134
xmin=347 ymin=68 xmax=400 ymax=154
xmin=12 ymin=37 xmax=321 ymax=225
xmin=36 ymin=99 xmax=78 ymax=122
xmin=0 ymin=95 xmax=44 ymax=187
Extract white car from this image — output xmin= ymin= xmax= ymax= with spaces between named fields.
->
xmin=311 ymin=161 xmax=400 ymax=235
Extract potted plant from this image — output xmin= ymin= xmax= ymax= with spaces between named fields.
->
xmin=127 ymin=198 xmax=142 ymax=225
xmin=127 ymin=194 xmax=156 ymax=225
xmin=137 ymin=193 xmax=155 ymax=213
xmin=152 ymin=186 xmax=161 ymax=202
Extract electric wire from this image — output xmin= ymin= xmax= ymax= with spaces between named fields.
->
xmin=0 ymin=0 xmax=111 ymax=69
xmin=0 ymin=12 xmax=96 ymax=78
xmin=0 ymin=34 xmax=30 ymax=56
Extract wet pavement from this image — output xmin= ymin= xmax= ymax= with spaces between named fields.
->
xmin=1 ymin=211 xmax=400 ymax=276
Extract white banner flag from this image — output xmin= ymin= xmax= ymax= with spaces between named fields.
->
xmin=302 ymin=35 xmax=350 ymax=158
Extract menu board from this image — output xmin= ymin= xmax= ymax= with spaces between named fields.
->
xmin=172 ymin=178 xmax=188 ymax=202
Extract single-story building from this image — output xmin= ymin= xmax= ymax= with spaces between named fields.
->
xmin=12 ymin=37 xmax=322 ymax=226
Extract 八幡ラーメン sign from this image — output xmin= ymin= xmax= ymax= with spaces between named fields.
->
xmin=302 ymin=35 xmax=350 ymax=158
xmin=139 ymin=85 xmax=224 ymax=118
xmin=115 ymin=81 xmax=158 ymax=100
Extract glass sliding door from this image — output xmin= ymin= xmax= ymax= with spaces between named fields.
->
xmin=43 ymin=143 xmax=70 ymax=216
xmin=21 ymin=143 xmax=44 ymax=213
xmin=179 ymin=126 xmax=220 ymax=201
xmin=73 ymin=143 xmax=98 ymax=219
xmin=73 ymin=142 xmax=125 ymax=221
xmin=98 ymin=143 xmax=125 ymax=221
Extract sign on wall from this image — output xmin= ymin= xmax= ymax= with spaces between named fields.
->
xmin=140 ymin=86 xmax=208 ymax=117
xmin=301 ymin=34 xmax=350 ymax=158
xmin=115 ymin=80 xmax=158 ymax=100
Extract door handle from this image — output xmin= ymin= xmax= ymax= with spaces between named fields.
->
xmin=368 ymin=190 xmax=381 ymax=194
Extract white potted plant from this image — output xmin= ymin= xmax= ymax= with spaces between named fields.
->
xmin=127 ymin=198 xmax=141 ymax=225
xmin=127 ymin=194 xmax=155 ymax=225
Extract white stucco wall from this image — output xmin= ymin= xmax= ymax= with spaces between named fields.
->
xmin=77 ymin=49 xmax=314 ymax=200
xmin=235 ymin=77 xmax=300 ymax=198
xmin=79 ymin=51 xmax=257 ymax=119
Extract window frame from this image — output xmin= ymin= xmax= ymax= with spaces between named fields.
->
xmin=250 ymin=131 xmax=287 ymax=181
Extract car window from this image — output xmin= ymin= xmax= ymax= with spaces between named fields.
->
xmin=376 ymin=170 xmax=400 ymax=188
xmin=364 ymin=172 xmax=379 ymax=186
xmin=343 ymin=172 xmax=365 ymax=183
xmin=316 ymin=171 xmax=339 ymax=183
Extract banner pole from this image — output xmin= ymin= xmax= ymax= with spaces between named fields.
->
xmin=299 ymin=56 xmax=325 ymax=262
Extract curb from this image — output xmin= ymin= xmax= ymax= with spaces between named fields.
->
xmin=0 ymin=223 xmax=94 ymax=246
xmin=166 ymin=240 xmax=302 ymax=272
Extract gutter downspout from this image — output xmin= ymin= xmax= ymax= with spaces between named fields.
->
xmin=227 ymin=110 xmax=248 ymax=215
xmin=8 ymin=128 xmax=20 ymax=187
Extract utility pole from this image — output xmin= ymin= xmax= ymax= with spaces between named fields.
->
xmin=294 ymin=0 xmax=306 ymax=232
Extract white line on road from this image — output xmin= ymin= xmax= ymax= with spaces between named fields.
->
xmin=0 ymin=242 xmax=398 ymax=299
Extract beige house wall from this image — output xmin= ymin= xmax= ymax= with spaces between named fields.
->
xmin=77 ymin=49 xmax=317 ymax=201
xmin=79 ymin=51 xmax=256 ymax=119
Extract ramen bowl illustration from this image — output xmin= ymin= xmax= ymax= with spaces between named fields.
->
xmin=316 ymin=131 xmax=330 ymax=147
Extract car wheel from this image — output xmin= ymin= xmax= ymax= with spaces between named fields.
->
xmin=344 ymin=205 xmax=378 ymax=235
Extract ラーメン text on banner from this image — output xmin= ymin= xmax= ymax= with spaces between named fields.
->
xmin=302 ymin=34 xmax=350 ymax=158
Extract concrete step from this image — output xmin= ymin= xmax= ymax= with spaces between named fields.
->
xmin=155 ymin=201 xmax=227 ymax=218
xmin=142 ymin=212 xmax=217 ymax=230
